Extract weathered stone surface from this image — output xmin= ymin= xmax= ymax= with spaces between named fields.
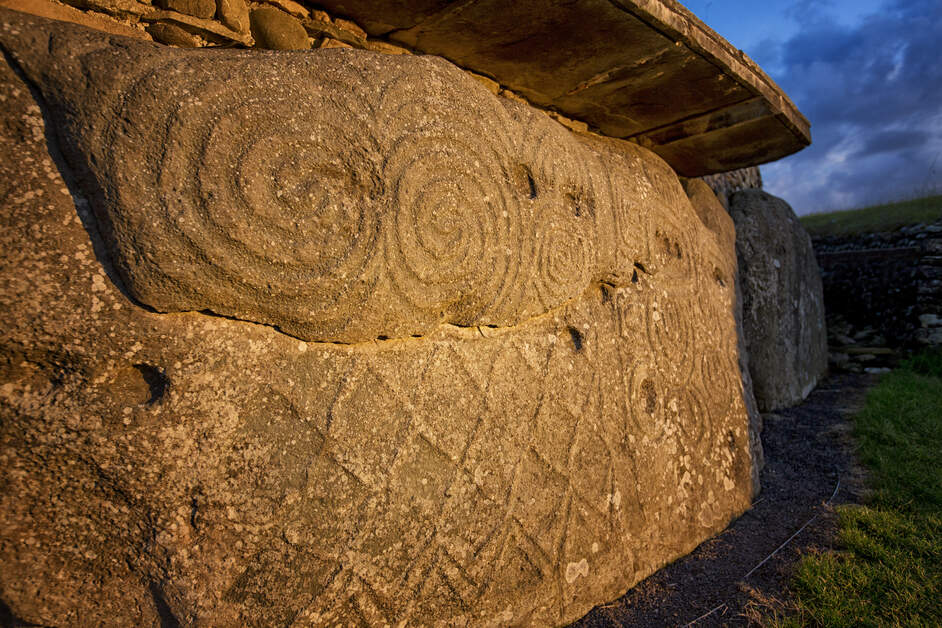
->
xmin=314 ymin=0 xmax=811 ymax=176
xmin=68 ymin=0 xmax=149 ymax=18
xmin=158 ymin=0 xmax=215 ymax=20
xmin=264 ymin=0 xmax=309 ymax=19
xmin=0 ymin=10 xmax=757 ymax=626
xmin=729 ymin=190 xmax=828 ymax=411
xmin=0 ymin=8 xmax=754 ymax=348
xmin=144 ymin=8 xmax=252 ymax=45
xmin=302 ymin=15 xmax=367 ymax=48
xmin=249 ymin=6 xmax=308 ymax=50
xmin=700 ymin=166 xmax=763 ymax=210
xmin=215 ymin=0 xmax=249 ymax=34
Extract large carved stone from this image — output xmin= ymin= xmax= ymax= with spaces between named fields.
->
xmin=0 ymin=10 xmax=756 ymax=626
xmin=683 ymin=179 xmax=763 ymax=480
xmin=729 ymin=189 xmax=828 ymax=411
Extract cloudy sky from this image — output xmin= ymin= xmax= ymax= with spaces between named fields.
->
xmin=684 ymin=0 xmax=941 ymax=215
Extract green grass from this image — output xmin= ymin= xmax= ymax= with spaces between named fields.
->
xmin=799 ymin=194 xmax=942 ymax=238
xmin=779 ymin=351 xmax=942 ymax=626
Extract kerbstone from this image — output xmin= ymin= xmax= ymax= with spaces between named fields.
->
xmin=729 ymin=189 xmax=828 ymax=411
xmin=0 ymin=9 xmax=757 ymax=626
xmin=683 ymin=178 xmax=763 ymax=481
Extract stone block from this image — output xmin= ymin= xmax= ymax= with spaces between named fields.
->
xmin=146 ymin=21 xmax=201 ymax=46
xmin=729 ymin=190 xmax=828 ymax=411
xmin=158 ymin=0 xmax=215 ymax=19
xmin=216 ymin=0 xmax=249 ymax=34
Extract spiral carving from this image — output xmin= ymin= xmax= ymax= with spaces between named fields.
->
xmin=644 ymin=291 xmax=697 ymax=382
xmin=383 ymin=134 xmax=517 ymax=320
xmin=40 ymin=40 xmax=729 ymax=342
xmin=95 ymin=56 xmax=391 ymax=339
xmin=514 ymin=110 xmax=598 ymax=311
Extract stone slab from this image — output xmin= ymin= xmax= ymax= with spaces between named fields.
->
xmin=316 ymin=0 xmax=811 ymax=176
xmin=730 ymin=190 xmax=828 ymax=411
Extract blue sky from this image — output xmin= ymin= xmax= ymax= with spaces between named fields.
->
xmin=684 ymin=0 xmax=941 ymax=215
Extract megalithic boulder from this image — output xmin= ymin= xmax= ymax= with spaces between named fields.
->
xmin=730 ymin=189 xmax=828 ymax=411
xmin=0 ymin=8 xmax=759 ymax=626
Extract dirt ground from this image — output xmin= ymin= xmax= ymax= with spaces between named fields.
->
xmin=571 ymin=373 xmax=875 ymax=627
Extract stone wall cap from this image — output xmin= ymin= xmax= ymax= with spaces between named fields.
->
xmin=316 ymin=0 xmax=811 ymax=176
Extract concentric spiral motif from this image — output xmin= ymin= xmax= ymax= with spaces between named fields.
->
xmin=383 ymin=134 xmax=516 ymax=321
xmin=586 ymin=138 xmax=652 ymax=274
xmin=644 ymin=290 xmax=697 ymax=381
xmin=514 ymin=111 xmax=598 ymax=310
xmin=48 ymin=42 xmax=729 ymax=343
xmin=669 ymin=382 xmax=709 ymax=449
xmin=98 ymin=55 xmax=387 ymax=339
xmin=373 ymin=72 xmax=526 ymax=327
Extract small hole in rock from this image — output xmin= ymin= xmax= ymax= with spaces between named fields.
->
xmin=514 ymin=165 xmax=538 ymax=199
xmin=641 ymin=379 xmax=657 ymax=414
xmin=631 ymin=270 xmax=638 ymax=283
xmin=567 ymin=326 xmax=584 ymax=352
xmin=133 ymin=364 xmax=168 ymax=405
xmin=600 ymin=284 xmax=612 ymax=303
xmin=713 ymin=266 xmax=726 ymax=287
xmin=377 ymin=335 xmax=389 ymax=341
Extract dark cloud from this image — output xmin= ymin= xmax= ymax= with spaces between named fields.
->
xmin=856 ymin=129 xmax=930 ymax=157
xmin=759 ymin=0 xmax=942 ymax=214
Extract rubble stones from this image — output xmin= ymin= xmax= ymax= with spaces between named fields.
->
xmin=249 ymin=6 xmax=308 ymax=49
xmin=146 ymin=20 xmax=201 ymax=46
xmin=215 ymin=0 xmax=248 ymax=33
xmin=158 ymin=0 xmax=215 ymax=19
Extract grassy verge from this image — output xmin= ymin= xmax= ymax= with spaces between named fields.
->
xmin=778 ymin=351 xmax=942 ymax=626
xmin=800 ymin=194 xmax=942 ymax=238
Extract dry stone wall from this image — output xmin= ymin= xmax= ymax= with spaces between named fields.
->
xmin=0 ymin=9 xmax=758 ymax=626
xmin=814 ymin=222 xmax=942 ymax=356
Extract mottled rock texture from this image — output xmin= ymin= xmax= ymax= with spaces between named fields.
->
xmin=0 ymin=10 xmax=757 ymax=626
xmin=730 ymin=190 xmax=828 ymax=411
xmin=249 ymin=5 xmax=308 ymax=50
